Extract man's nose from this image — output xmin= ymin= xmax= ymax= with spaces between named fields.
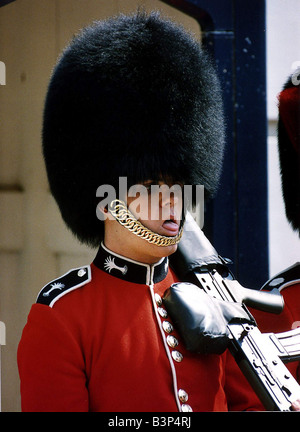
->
xmin=159 ymin=185 xmax=181 ymax=209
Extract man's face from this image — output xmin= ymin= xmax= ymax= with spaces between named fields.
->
xmin=103 ymin=180 xmax=184 ymax=264
xmin=127 ymin=180 xmax=183 ymax=238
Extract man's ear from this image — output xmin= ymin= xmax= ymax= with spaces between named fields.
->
xmin=96 ymin=204 xmax=111 ymax=221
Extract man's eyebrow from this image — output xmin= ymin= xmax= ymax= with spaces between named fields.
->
xmin=142 ymin=180 xmax=158 ymax=187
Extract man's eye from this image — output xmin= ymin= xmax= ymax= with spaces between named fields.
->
xmin=144 ymin=183 xmax=158 ymax=192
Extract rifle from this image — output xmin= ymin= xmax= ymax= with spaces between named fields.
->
xmin=166 ymin=212 xmax=300 ymax=411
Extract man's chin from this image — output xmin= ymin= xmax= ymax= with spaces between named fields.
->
xmin=152 ymin=242 xmax=178 ymax=258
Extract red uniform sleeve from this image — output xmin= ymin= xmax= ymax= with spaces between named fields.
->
xmin=251 ymin=283 xmax=300 ymax=384
xmin=276 ymin=283 xmax=300 ymax=383
xmin=18 ymin=304 xmax=89 ymax=412
xmin=225 ymin=284 xmax=300 ymax=411
xmin=224 ymin=350 xmax=265 ymax=411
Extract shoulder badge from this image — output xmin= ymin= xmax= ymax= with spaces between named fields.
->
xmin=36 ymin=266 xmax=91 ymax=307
xmin=261 ymin=262 xmax=300 ymax=292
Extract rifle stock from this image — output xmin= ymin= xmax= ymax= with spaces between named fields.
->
xmin=167 ymin=212 xmax=300 ymax=411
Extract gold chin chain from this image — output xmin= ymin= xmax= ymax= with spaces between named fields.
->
xmin=108 ymin=199 xmax=184 ymax=247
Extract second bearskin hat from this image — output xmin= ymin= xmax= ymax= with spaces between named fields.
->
xmin=277 ymin=70 xmax=300 ymax=235
xmin=42 ymin=11 xmax=225 ymax=247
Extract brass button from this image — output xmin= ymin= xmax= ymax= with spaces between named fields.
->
xmin=178 ymin=389 xmax=188 ymax=403
xmin=167 ymin=335 xmax=178 ymax=348
xmin=172 ymin=350 xmax=183 ymax=362
xmin=154 ymin=293 xmax=162 ymax=306
xmin=77 ymin=268 xmax=86 ymax=277
xmin=157 ymin=307 xmax=168 ymax=318
xmin=181 ymin=404 xmax=193 ymax=412
xmin=162 ymin=321 xmax=173 ymax=334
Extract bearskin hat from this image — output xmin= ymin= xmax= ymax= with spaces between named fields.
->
xmin=277 ymin=70 xmax=300 ymax=235
xmin=42 ymin=11 xmax=225 ymax=247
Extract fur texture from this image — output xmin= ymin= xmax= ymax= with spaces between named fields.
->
xmin=42 ymin=11 xmax=225 ymax=246
xmin=277 ymin=70 xmax=300 ymax=235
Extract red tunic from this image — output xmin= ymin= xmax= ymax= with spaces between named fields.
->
xmin=18 ymin=244 xmax=262 ymax=412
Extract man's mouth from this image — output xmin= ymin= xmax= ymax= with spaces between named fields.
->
xmin=162 ymin=219 xmax=179 ymax=236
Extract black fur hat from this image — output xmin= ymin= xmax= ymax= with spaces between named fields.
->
xmin=277 ymin=70 xmax=300 ymax=235
xmin=42 ymin=11 xmax=225 ymax=247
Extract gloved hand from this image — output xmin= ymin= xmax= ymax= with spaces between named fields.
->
xmin=291 ymin=399 xmax=300 ymax=411
xmin=163 ymin=282 xmax=255 ymax=355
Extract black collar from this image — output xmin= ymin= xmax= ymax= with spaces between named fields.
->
xmin=93 ymin=243 xmax=169 ymax=285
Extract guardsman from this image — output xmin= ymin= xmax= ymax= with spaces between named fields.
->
xmin=17 ymin=11 xmax=263 ymax=412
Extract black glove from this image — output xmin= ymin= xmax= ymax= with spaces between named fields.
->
xmin=163 ymin=282 xmax=255 ymax=355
